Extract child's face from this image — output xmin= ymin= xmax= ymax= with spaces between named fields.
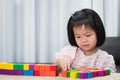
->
xmin=73 ymin=25 xmax=97 ymax=55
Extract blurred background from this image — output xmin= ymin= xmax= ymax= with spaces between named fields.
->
xmin=0 ymin=0 xmax=120 ymax=63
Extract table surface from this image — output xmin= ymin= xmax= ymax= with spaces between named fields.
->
xmin=0 ymin=73 xmax=120 ymax=80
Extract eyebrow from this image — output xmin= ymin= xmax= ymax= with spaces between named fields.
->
xmin=74 ymin=32 xmax=92 ymax=35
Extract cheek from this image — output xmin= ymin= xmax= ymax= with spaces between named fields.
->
xmin=91 ymin=37 xmax=97 ymax=45
xmin=75 ymin=38 xmax=81 ymax=45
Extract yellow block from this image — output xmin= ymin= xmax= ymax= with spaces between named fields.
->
xmin=24 ymin=64 xmax=29 ymax=70
xmin=4 ymin=64 xmax=14 ymax=70
xmin=70 ymin=71 xmax=77 ymax=78
xmin=0 ymin=62 xmax=13 ymax=70
xmin=0 ymin=62 xmax=7 ymax=69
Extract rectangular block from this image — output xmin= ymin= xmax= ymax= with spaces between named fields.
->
xmin=39 ymin=71 xmax=45 ymax=76
xmin=4 ymin=64 xmax=14 ymax=70
xmin=61 ymin=71 xmax=67 ymax=77
xmin=70 ymin=71 xmax=77 ymax=78
xmin=0 ymin=63 xmax=6 ymax=69
xmin=0 ymin=69 xmax=24 ymax=75
xmin=24 ymin=70 xmax=34 ymax=76
xmin=34 ymin=71 xmax=40 ymax=76
xmin=24 ymin=64 xmax=29 ymax=70
xmin=34 ymin=65 xmax=40 ymax=71
xmin=29 ymin=64 xmax=34 ymax=70
xmin=12 ymin=70 xmax=24 ymax=75
xmin=14 ymin=64 xmax=24 ymax=70
xmin=39 ymin=65 xmax=45 ymax=71
xmin=50 ymin=65 xmax=56 ymax=71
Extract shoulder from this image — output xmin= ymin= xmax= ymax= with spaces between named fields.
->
xmin=97 ymin=49 xmax=114 ymax=60
xmin=55 ymin=45 xmax=78 ymax=56
xmin=54 ymin=45 xmax=78 ymax=60
xmin=59 ymin=45 xmax=78 ymax=52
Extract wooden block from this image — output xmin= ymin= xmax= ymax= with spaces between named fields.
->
xmin=24 ymin=64 xmax=29 ymax=70
xmin=34 ymin=65 xmax=40 ymax=71
xmin=39 ymin=71 xmax=45 ymax=76
xmin=24 ymin=70 xmax=34 ymax=76
xmin=34 ymin=71 xmax=40 ymax=76
xmin=14 ymin=64 xmax=24 ymax=70
xmin=29 ymin=64 xmax=34 ymax=70
xmin=70 ymin=71 xmax=77 ymax=78
xmin=61 ymin=71 xmax=67 ymax=77
xmin=87 ymin=72 xmax=93 ymax=78
xmin=39 ymin=65 xmax=45 ymax=71
xmin=1 ymin=63 xmax=13 ymax=70
xmin=107 ymin=69 xmax=111 ymax=75
xmin=80 ymin=72 xmax=88 ymax=79
xmin=50 ymin=65 xmax=56 ymax=71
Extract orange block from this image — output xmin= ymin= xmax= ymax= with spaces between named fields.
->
xmin=49 ymin=71 xmax=57 ymax=76
xmin=61 ymin=71 xmax=67 ymax=77
xmin=44 ymin=66 xmax=50 ymax=71
xmin=39 ymin=65 xmax=45 ymax=71
xmin=34 ymin=65 xmax=40 ymax=71
xmin=45 ymin=70 xmax=51 ymax=76
xmin=39 ymin=71 xmax=45 ymax=76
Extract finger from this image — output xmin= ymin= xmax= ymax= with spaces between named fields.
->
xmin=61 ymin=63 xmax=67 ymax=71
xmin=67 ymin=61 xmax=70 ymax=70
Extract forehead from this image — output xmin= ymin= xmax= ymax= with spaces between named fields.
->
xmin=73 ymin=25 xmax=94 ymax=33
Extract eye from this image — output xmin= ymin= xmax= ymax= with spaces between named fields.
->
xmin=86 ymin=34 xmax=91 ymax=37
xmin=75 ymin=36 xmax=80 ymax=38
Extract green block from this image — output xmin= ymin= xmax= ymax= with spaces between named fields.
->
xmin=107 ymin=69 xmax=111 ymax=75
xmin=72 ymin=68 xmax=78 ymax=70
xmin=14 ymin=64 xmax=24 ymax=70
xmin=77 ymin=72 xmax=80 ymax=78
xmin=67 ymin=71 xmax=71 ymax=77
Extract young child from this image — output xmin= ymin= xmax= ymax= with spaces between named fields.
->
xmin=54 ymin=9 xmax=116 ymax=73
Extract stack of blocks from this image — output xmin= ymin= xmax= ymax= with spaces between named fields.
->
xmin=61 ymin=68 xmax=111 ymax=79
xmin=0 ymin=62 xmax=58 ymax=76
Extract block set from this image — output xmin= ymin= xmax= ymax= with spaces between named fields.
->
xmin=0 ymin=62 xmax=58 ymax=76
xmin=0 ymin=62 xmax=111 ymax=79
xmin=61 ymin=68 xmax=111 ymax=79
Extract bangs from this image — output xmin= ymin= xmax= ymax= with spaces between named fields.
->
xmin=73 ymin=19 xmax=93 ymax=28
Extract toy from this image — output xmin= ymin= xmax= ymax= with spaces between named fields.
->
xmin=61 ymin=68 xmax=111 ymax=79
xmin=0 ymin=62 xmax=58 ymax=76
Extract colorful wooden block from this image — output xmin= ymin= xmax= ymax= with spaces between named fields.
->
xmin=34 ymin=71 xmax=40 ymax=76
xmin=80 ymin=72 xmax=88 ymax=79
xmin=14 ymin=64 xmax=24 ymax=70
xmin=29 ymin=64 xmax=34 ymax=70
xmin=61 ymin=70 xmax=67 ymax=77
xmin=24 ymin=70 xmax=34 ymax=76
xmin=61 ymin=68 xmax=111 ymax=79
xmin=24 ymin=64 xmax=29 ymax=70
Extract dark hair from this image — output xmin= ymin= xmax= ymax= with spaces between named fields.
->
xmin=67 ymin=8 xmax=106 ymax=47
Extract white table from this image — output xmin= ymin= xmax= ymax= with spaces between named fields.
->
xmin=0 ymin=73 xmax=120 ymax=80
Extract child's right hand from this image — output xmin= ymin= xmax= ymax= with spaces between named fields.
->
xmin=55 ymin=57 xmax=70 ymax=71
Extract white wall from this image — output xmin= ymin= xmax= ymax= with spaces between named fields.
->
xmin=0 ymin=0 xmax=119 ymax=63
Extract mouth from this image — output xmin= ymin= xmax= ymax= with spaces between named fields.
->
xmin=82 ymin=44 xmax=89 ymax=48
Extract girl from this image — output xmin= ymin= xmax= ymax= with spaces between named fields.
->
xmin=54 ymin=9 xmax=116 ymax=72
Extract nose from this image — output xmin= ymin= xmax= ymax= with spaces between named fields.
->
xmin=81 ymin=37 xmax=87 ymax=43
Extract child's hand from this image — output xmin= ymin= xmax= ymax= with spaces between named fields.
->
xmin=55 ymin=57 xmax=70 ymax=71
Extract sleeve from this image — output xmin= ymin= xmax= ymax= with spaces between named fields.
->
xmin=102 ymin=54 xmax=117 ymax=73
xmin=54 ymin=45 xmax=77 ymax=64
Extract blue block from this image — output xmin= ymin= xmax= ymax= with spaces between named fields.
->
xmin=87 ymin=72 xmax=93 ymax=78
xmin=24 ymin=70 xmax=34 ymax=76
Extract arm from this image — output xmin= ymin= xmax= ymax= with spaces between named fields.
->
xmin=102 ymin=55 xmax=117 ymax=73
xmin=54 ymin=45 xmax=77 ymax=71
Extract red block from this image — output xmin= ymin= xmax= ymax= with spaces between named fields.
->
xmin=50 ymin=65 xmax=56 ymax=71
xmin=34 ymin=71 xmax=40 ymax=76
